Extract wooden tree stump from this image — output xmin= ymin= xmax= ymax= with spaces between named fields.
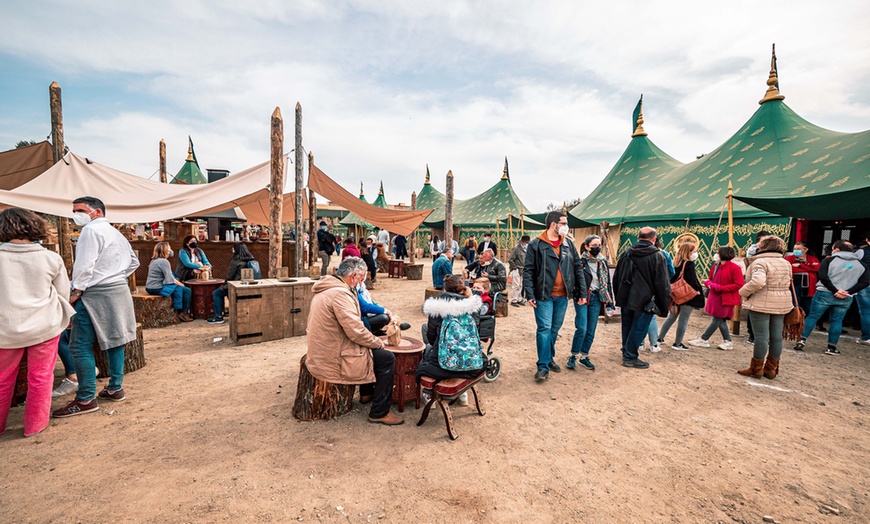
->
xmin=404 ymin=263 xmax=423 ymax=281
xmin=377 ymin=258 xmax=389 ymax=274
xmin=494 ymin=296 xmax=509 ymax=318
xmin=94 ymin=323 xmax=146 ymax=376
xmin=292 ymin=355 xmax=356 ymax=421
xmin=133 ymin=293 xmax=178 ymax=329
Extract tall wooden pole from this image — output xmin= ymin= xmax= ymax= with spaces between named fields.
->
xmin=308 ymin=151 xmax=317 ymax=270
xmin=409 ymin=191 xmax=417 ymax=264
xmin=269 ymin=107 xmax=284 ymax=277
xmin=159 ymin=139 xmax=167 ymax=183
xmin=727 ymin=181 xmax=735 ymax=247
xmin=444 ymin=170 xmax=454 ymax=252
xmin=49 ymin=81 xmax=72 ymax=271
xmin=295 ymin=102 xmax=304 ymax=277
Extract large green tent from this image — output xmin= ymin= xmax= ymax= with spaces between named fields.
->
xmin=417 ymin=165 xmax=455 ymax=226
xmin=170 ymin=142 xmax=208 ymax=185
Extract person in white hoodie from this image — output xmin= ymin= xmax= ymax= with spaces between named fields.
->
xmin=0 ymin=208 xmax=75 ymax=437
xmin=794 ymin=240 xmax=869 ymax=355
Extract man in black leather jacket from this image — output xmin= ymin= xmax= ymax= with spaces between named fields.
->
xmin=522 ymin=211 xmax=586 ymax=381
xmin=613 ymin=227 xmax=672 ymax=369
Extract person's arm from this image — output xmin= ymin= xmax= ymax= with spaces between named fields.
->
xmin=333 ymin=291 xmax=384 ymax=349
xmin=70 ymin=228 xmax=99 ymax=292
xmin=199 ymin=249 xmax=210 ymax=267
xmin=357 ymin=290 xmax=386 ymax=316
xmin=158 ymin=259 xmax=176 ymax=286
xmin=125 ymin=244 xmax=140 ymax=277
xmin=178 ymin=249 xmax=202 ymax=269
xmin=522 ymin=241 xmax=538 ymax=305
xmin=739 ymin=262 xmax=768 ymax=298
xmin=684 ymin=261 xmax=703 ymax=292
xmin=488 ymin=261 xmax=507 ymax=288
xmin=653 ymin=257 xmax=672 ymax=316
xmin=817 ymin=258 xmax=838 ymax=294
xmin=572 ymin=245 xmax=587 ymax=302
xmin=848 ymin=266 xmax=870 ymax=295
xmin=799 ymin=255 xmax=820 ymax=274
xmin=51 ymin=254 xmax=71 ymax=300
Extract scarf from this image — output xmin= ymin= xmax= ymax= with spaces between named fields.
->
xmin=582 ymin=252 xmax=613 ymax=305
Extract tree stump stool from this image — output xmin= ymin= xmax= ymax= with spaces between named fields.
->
xmin=292 ymin=355 xmax=356 ymax=421
xmin=132 ymin=293 xmax=178 ymax=329
xmin=404 ymin=263 xmax=423 ymax=281
xmin=377 ymin=259 xmax=389 ymax=274
xmin=93 ymin=323 xmax=146 ymax=377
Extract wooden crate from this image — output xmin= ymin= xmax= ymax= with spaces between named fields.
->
xmin=279 ymin=279 xmax=314 ymax=338
xmin=230 ymin=278 xmax=315 ymax=345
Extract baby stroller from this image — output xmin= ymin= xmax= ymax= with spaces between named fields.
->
xmin=421 ymin=292 xmax=502 ymax=382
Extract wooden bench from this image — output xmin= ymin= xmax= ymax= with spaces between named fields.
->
xmin=417 ymin=373 xmax=486 ymax=440
xmin=132 ymin=293 xmax=178 ymax=329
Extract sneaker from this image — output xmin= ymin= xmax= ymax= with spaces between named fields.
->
xmin=52 ymin=398 xmax=99 ymax=418
xmin=458 ymin=392 xmax=469 ymax=406
xmin=577 ymin=356 xmax=595 ymax=370
xmin=97 ymin=387 xmax=126 ymax=402
xmin=717 ymin=341 xmax=734 ymax=350
xmin=51 ymin=378 xmax=79 ymax=398
xmin=421 ymin=392 xmax=432 ymax=404
xmin=688 ymin=338 xmax=710 ymax=348
xmin=793 ymin=339 xmax=806 ymax=351
xmin=825 ymin=345 xmax=841 ymax=356
xmin=649 ymin=344 xmax=661 ymax=353
xmin=656 ymin=338 xmax=664 ymax=345
xmin=857 ymin=338 xmax=870 ymax=346
xmin=622 ymin=358 xmax=649 ymax=369
xmin=511 ymin=302 xmax=521 ymax=308
xmin=566 ymin=355 xmax=577 ymax=370
xmin=671 ymin=343 xmax=689 ymax=351
xmin=638 ymin=345 xmax=646 ymax=352
xmin=534 ymin=369 xmax=549 ymax=381
xmin=207 ymin=316 xmax=225 ymax=324
xmin=548 ymin=361 xmax=562 ymax=373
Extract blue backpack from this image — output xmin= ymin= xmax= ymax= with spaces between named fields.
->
xmin=438 ymin=313 xmax=484 ymax=371
xmin=247 ymin=260 xmax=262 ymax=279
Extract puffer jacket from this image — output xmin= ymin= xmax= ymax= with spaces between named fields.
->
xmin=423 ymin=292 xmax=483 ymax=349
xmin=739 ymin=251 xmax=794 ymax=314
xmin=305 ymin=275 xmax=383 ymax=384
xmin=522 ymin=233 xmax=586 ymax=301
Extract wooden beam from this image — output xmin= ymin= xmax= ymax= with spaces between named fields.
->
xmin=49 ymin=81 xmax=72 ymax=272
xmin=269 ymin=107 xmax=284 ymax=277
xmin=295 ymin=102 xmax=304 ymax=277
xmin=159 ymin=139 xmax=167 ymax=184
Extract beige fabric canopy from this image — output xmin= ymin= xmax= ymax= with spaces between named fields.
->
xmin=0 ymin=141 xmax=54 ymax=190
xmin=308 ymin=163 xmax=431 ymax=236
xmin=194 ymin=190 xmax=309 ymax=225
xmin=0 ymin=152 xmax=304 ymax=223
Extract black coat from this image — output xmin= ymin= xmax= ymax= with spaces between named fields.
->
xmin=417 ymin=292 xmax=484 ymax=382
xmin=466 ymin=258 xmax=507 ymax=293
xmin=477 ymin=239 xmax=498 ymax=255
xmin=613 ymin=241 xmax=672 ymax=316
xmin=673 ymin=260 xmax=705 ymax=309
xmin=521 ymin=235 xmax=586 ymax=302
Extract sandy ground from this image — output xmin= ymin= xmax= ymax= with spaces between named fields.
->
xmin=2 ymin=257 xmax=869 ymax=523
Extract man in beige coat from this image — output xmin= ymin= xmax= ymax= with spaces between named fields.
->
xmin=305 ymin=257 xmax=403 ymax=425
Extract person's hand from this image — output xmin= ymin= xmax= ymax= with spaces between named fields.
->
xmin=69 ymin=295 xmax=80 ymax=304
xmin=834 ymin=289 xmax=850 ymax=299
xmin=703 ymin=280 xmax=712 ymax=288
xmin=576 ymin=298 xmax=587 ymax=305
xmin=384 ymin=308 xmax=393 ymax=321
xmin=463 ymin=287 xmax=472 ymax=297
xmin=792 ymin=262 xmax=800 ymax=267
xmin=528 ymin=298 xmax=537 ymax=308
xmin=482 ymin=271 xmax=489 ymax=278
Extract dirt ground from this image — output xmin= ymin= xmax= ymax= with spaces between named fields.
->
xmin=2 ymin=256 xmax=868 ymax=523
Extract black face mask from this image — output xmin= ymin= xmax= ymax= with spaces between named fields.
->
xmin=189 ymin=242 xmax=198 ymax=249
xmin=589 ymin=247 xmax=601 ymax=257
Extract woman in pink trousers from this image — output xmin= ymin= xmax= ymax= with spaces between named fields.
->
xmin=0 ymin=208 xmax=75 ymax=437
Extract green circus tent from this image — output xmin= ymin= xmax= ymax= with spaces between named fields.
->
xmin=339 ymin=183 xmax=374 ymax=230
xmin=417 ymin=165 xmax=453 ymax=226
xmin=170 ymin=140 xmax=208 ymax=185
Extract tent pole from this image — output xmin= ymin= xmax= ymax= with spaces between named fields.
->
xmin=444 ymin=170 xmax=454 ymax=256
xmin=727 ymin=181 xmax=735 ymax=247
xmin=308 ymin=152 xmax=317 ymax=272
xmin=509 ymin=213 xmax=513 ymax=250
xmin=409 ymin=191 xmax=417 ymax=264
xmin=294 ymin=102 xmax=303 ymax=277
xmin=49 ymin=81 xmax=72 ymax=273
xmin=269 ymin=107 xmax=284 ymax=277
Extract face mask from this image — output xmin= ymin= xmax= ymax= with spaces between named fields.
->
xmin=484 ymin=237 xmax=490 ymax=242
xmin=589 ymin=247 xmax=601 ymax=257
xmin=72 ymin=212 xmax=92 ymax=226
xmin=690 ymin=252 xmax=699 ymax=261
xmin=793 ymin=249 xmax=803 ymax=257
xmin=558 ymin=225 xmax=569 ymax=236
xmin=168 ymin=250 xmax=174 ymax=258
xmin=189 ymin=242 xmax=198 ymax=249
xmin=713 ymin=253 xmax=721 ymax=263
xmin=521 ymin=243 xmax=528 ymax=250
xmin=321 ymin=226 xmax=327 ymax=231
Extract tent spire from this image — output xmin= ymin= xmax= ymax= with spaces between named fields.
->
xmin=425 ymin=164 xmax=431 ymax=185
xmin=378 ymin=180 xmax=384 ymax=196
xmin=631 ymin=94 xmax=648 ymax=137
xmin=759 ymin=43 xmax=785 ymax=104
xmin=359 ymin=182 xmax=364 ymax=198
xmin=185 ymin=142 xmax=195 ymax=162
xmin=502 ymin=157 xmax=509 ymax=180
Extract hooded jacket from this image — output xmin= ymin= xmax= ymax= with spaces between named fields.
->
xmin=305 ymin=275 xmax=383 ymax=384
xmin=817 ymin=250 xmax=869 ymax=294
xmin=522 ymin=233 xmax=586 ymax=301
xmin=423 ymin=292 xmax=483 ymax=349
xmin=612 ymin=240 xmax=672 ymax=316
xmin=739 ymin=251 xmax=794 ymax=314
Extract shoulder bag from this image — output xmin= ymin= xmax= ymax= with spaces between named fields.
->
xmin=671 ymin=263 xmax=700 ymax=305
xmin=782 ymin=283 xmax=805 ymax=341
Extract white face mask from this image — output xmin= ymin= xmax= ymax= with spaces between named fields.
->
xmin=72 ymin=211 xmax=94 ymax=226
xmin=558 ymin=225 xmax=569 ymax=236
xmin=713 ymin=253 xmax=721 ymax=263
xmin=168 ymin=250 xmax=175 ymax=258
xmin=690 ymin=252 xmax=699 ymax=261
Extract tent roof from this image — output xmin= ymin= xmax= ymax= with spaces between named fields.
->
xmin=0 ymin=141 xmax=54 ymax=190
xmin=339 ymin=185 xmax=373 ymax=228
xmin=171 ymin=158 xmax=208 ymax=185
xmin=451 ymin=171 xmax=531 ymax=227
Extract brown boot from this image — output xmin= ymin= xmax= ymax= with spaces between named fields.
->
xmin=368 ymin=411 xmax=404 ymax=425
xmin=762 ymin=356 xmax=779 ymax=379
xmin=737 ymin=358 xmax=764 ymax=378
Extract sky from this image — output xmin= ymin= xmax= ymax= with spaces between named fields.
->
xmin=1 ymin=1 xmax=868 ymax=212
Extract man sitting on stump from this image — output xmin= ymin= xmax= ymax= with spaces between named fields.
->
xmin=305 ymin=257 xmax=403 ymax=425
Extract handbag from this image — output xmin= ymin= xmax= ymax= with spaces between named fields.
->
xmin=385 ymin=314 xmax=403 ymax=346
xmin=671 ymin=263 xmax=700 ymax=305
xmin=783 ymin=283 xmax=805 ymax=341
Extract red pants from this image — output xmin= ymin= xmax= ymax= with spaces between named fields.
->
xmin=0 ymin=335 xmax=60 ymax=437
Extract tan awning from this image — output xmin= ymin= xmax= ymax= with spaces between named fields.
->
xmin=0 ymin=141 xmax=54 ymax=190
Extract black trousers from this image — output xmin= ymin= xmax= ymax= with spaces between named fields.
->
xmin=365 ymin=314 xmax=390 ymax=335
xmin=359 ymin=348 xmax=395 ymax=418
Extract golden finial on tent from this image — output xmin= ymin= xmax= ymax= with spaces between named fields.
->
xmin=502 ymin=157 xmax=509 ymax=180
xmin=759 ymin=43 xmax=785 ymax=104
xmin=359 ymin=182 xmax=364 ymax=197
xmin=425 ymin=164 xmax=431 ymax=185
xmin=378 ymin=181 xmax=384 ymax=196
xmin=562 ymin=201 xmax=568 ymax=213
xmin=185 ymin=143 xmax=194 ymax=161
xmin=631 ymin=94 xmax=648 ymax=137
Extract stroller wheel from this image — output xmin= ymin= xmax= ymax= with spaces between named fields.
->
xmin=484 ymin=355 xmax=501 ymax=382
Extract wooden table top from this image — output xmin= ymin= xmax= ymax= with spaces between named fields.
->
xmin=185 ymin=279 xmax=225 ymax=286
xmin=380 ymin=336 xmax=424 ymax=353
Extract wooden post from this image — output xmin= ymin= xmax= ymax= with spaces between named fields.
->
xmin=295 ymin=102 xmax=304 ymax=277
xmin=444 ymin=170 xmax=454 ymax=252
xmin=159 ymin=139 xmax=167 ymax=183
xmin=308 ymin=152 xmax=317 ymax=270
xmin=409 ymin=191 xmax=417 ymax=264
xmin=50 ymin=81 xmax=72 ymax=272
xmin=269 ymin=107 xmax=284 ymax=277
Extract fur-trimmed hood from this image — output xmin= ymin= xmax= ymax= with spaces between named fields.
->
xmin=423 ymin=293 xmax=482 ymax=318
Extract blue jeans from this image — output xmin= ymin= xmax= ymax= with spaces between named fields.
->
xmin=213 ymin=287 xmax=229 ymax=318
xmin=621 ymin=309 xmax=654 ymax=361
xmin=70 ymin=300 xmax=124 ymax=401
xmin=801 ymin=290 xmax=853 ymax=345
xmin=570 ymin=293 xmax=601 ymax=356
xmin=146 ymin=285 xmax=191 ymax=313
xmin=57 ymin=328 xmax=74 ymax=376
xmin=646 ymin=315 xmax=658 ymax=345
xmin=856 ymin=287 xmax=870 ymax=341
xmin=534 ymin=296 xmax=569 ymax=371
